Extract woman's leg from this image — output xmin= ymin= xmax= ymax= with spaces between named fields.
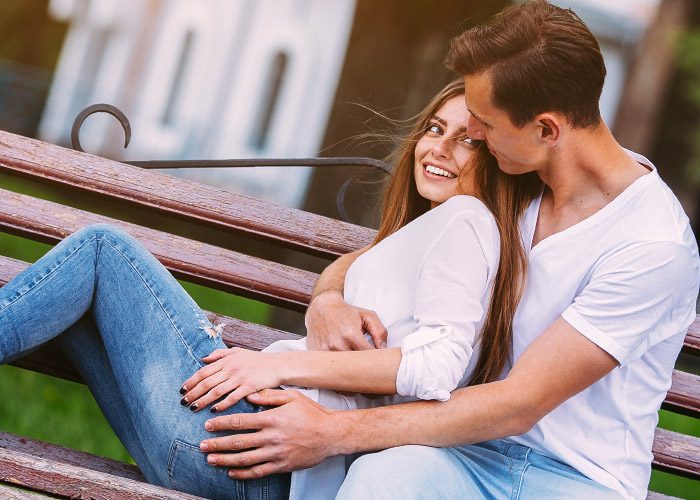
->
xmin=0 ymin=224 xmax=290 ymax=499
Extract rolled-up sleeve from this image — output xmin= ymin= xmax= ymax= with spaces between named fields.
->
xmin=395 ymin=211 xmax=498 ymax=401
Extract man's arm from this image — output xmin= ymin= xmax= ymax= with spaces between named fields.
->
xmin=306 ymin=246 xmax=388 ymax=351
xmin=201 ymin=317 xmax=618 ymax=478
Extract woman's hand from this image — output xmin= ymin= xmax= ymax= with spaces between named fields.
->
xmin=180 ymin=348 xmax=281 ymax=413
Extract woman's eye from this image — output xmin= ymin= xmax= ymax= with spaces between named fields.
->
xmin=426 ymin=123 xmax=442 ymax=134
xmin=460 ymin=136 xmax=482 ymax=147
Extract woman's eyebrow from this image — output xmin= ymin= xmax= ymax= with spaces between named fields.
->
xmin=432 ymin=115 xmax=468 ymax=133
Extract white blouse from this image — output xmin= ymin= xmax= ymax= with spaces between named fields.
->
xmin=264 ymin=194 xmax=501 ymax=500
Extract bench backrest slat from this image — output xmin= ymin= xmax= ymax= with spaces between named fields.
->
xmin=0 ymin=131 xmax=375 ymax=258
xmin=0 ymin=188 xmax=316 ymax=311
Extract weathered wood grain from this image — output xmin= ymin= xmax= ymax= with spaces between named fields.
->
xmin=0 ymin=188 xmax=316 ymax=311
xmin=0 ymin=432 xmax=143 ymax=482
xmin=0 ymin=130 xmax=375 ymax=258
xmin=652 ymin=428 xmax=700 ymax=479
xmin=0 ymin=445 xmax=204 ymax=499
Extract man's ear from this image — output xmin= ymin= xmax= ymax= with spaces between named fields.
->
xmin=535 ymin=113 xmax=562 ymax=145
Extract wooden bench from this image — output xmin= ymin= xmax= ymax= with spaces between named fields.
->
xmin=0 ymin=130 xmax=697 ymax=498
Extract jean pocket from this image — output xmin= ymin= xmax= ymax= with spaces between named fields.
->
xmin=167 ymin=439 xmax=240 ymax=499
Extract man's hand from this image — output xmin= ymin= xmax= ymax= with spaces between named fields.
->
xmin=200 ymin=389 xmax=340 ymax=479
xmin=305 ymin=291 xmax=387 ymax=351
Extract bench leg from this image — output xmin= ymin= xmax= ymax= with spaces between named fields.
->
xmin=0 ymin=224 xmax=290 ymax=500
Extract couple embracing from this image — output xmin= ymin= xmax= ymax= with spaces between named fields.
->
xmin=1 ymin=1 xmax=697 ymax=499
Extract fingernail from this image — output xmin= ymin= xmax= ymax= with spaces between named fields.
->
xmin=180 ymin=397 xmax=189 ymax=406
xmin=228 ymin=470 xmax=237 ymax=478
xmin=200 ymin=441 xmax=210 ymax=452
xmin=207 ymin=454 xmax=216 ymax=465
xmin=210 ymin=406 xmax=218 ymax=413
xmin=180 ymin=385 xmax=187 ymax=395
xmin=205 ymin=421 xmax=213 ymax=431
xmin=189 ymin=403 xmax=199 ymax=412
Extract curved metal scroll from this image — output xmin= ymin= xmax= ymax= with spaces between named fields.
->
xmin=71 ymin=104 xmax=131 ymax=153
xmin=70 ymin=104 xmax=391 ymax=224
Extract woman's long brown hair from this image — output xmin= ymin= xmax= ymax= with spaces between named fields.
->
xmin=374 ymin=79 xmax=541 ymax=385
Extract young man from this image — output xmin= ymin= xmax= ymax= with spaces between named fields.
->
xmin=200 ymin=2 xmax=699 ymax=497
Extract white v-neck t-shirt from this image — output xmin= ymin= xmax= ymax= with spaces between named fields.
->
xmin=265 ymin=195 xmax=501 ymax=500
xmin=507 ymin=151 xmax=699 ymax=499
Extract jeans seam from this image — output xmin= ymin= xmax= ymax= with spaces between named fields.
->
xmin=99 ymin=235 xmax=205 ymax=367
xmin=513 ymin=448 xmax=531 ymax=500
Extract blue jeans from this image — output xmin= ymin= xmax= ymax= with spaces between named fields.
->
xmin=338 ymin=440 xmax=622 ymax=499
xmin=0 ymin=224 xmax=290 ymax=499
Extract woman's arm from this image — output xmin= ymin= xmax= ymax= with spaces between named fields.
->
xmin=181 ymin=346 xmax=402 ymax=411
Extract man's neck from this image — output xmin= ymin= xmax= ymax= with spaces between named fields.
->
xmin=532 ymin=124 xmax=650 ymax=247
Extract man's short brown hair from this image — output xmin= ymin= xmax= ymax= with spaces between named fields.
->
xmin=445 ymin=0 xmax=605 ymax=128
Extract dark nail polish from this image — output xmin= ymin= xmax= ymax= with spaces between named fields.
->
xmin=189 ymin=403 xmax=199 ymax=412
xmin=180 ymin=386 xmax=187 ymax=395
xmin=210 ymin=406 xmax=218 ymax=413
xmin=180 ymin=397 xmax=189 ymax=406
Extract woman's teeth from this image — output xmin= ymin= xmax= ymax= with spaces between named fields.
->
xmin=425 ymin=165 xmax=456 ymax=178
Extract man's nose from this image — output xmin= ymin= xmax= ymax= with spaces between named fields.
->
xmin=467 ymin=116 xmax=485 ymax=140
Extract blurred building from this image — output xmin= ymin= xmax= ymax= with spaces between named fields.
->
xmin=37 ymin=0 xmax=355 ymax=208
xmin=2 ymin=0 xmax=685 ymax=217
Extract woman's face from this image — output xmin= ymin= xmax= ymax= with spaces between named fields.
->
xmin=414 ymin=95 xmax=478 ymax=208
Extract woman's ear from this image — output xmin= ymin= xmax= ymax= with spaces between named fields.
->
xmin=535 ymin=113 xmax=562 ymax=145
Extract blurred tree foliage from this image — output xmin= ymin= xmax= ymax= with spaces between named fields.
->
xmin=675 ymin=29 xmax=700 ymax=185
xmin=0 ymin=0 xmax=67 ymax=69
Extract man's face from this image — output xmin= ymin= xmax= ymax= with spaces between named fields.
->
xmin=463 ymin=72 xmax=545 ymax=175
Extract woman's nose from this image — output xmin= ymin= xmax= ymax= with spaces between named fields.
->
xmin=431 ymin=137 xmax=451 ymax=158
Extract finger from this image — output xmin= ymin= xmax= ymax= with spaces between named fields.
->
xmin=229 ymin=462 xmax=285 ymax=480
xmin=210 ymin=385 xmax=257 ymax=413
xmin=344 ymin=332 xmax=373 ymax=351
xmin=183 ymin=371 xmax=229 ymax=409
xmin=205 ymin=411 xmax=272 ymax=432
xmin=181 ymin=361 xmax=224 ymax=395
xmin=202 ymin=348 xmax=232 ymax=362
xmin=189 ymin=375 xmax=238 ymax=411
xmin=246 ymin=388 xmax=296 ymax=407
xmin=200 ymin=430 xmax=267 ymax=453
xmin=207 ymin=448 xmax=274 ymax=469
xmin=362 ymin=311 xmax=388 ymax=348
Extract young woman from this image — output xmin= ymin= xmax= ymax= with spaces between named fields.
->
xmin=0 ymin=80 xmax=539 ymax=499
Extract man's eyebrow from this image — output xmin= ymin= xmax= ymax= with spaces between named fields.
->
xmin=468 ymin=109 xmax=488 ymax=125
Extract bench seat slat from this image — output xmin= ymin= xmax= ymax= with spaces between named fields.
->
xmin=664 ymin=370 xmax=700 ymax=418
xmin=0 ymin=444 xmax=203 ymax=499
xmin=0 ymin=188 xmax=315 ymax=310
xmin=652 ymin=428 xmax=700 ymax=480
xmin=0 ymin=130 xmax=375 ymax=258
xmin=0 ymin=431 xmax=143 ymax=483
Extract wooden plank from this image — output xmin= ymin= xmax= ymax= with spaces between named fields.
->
xmin=0 ymin=255 xmax=301 ymax=383
xmin=652 ymin=428 xmax=700 ymax=480
xmin=0 ymin=483 xmax=54 ymax=498
xmin=0 ymin=130 xmax=375 ymax=258
xmin=0 ymin=445 xmax=203 ymax=500
xmin=683 ymin=317 xmax=700 ymax=357
xmin=0 ymin=188 xmax=315 ymax=311
xmin=663 ymin=370 xmax=700 ymax=418
xmin=0 ymin=432 xmax=143 ymax=482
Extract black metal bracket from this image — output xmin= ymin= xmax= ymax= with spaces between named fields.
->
xmin=70 ymin=104 xmax=391 ymax=224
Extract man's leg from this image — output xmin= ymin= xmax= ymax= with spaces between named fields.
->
xmin=337 ymin=443 xmax=512 ymax=499
xmin=0 ymin=224 xmax=289 ymax=499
